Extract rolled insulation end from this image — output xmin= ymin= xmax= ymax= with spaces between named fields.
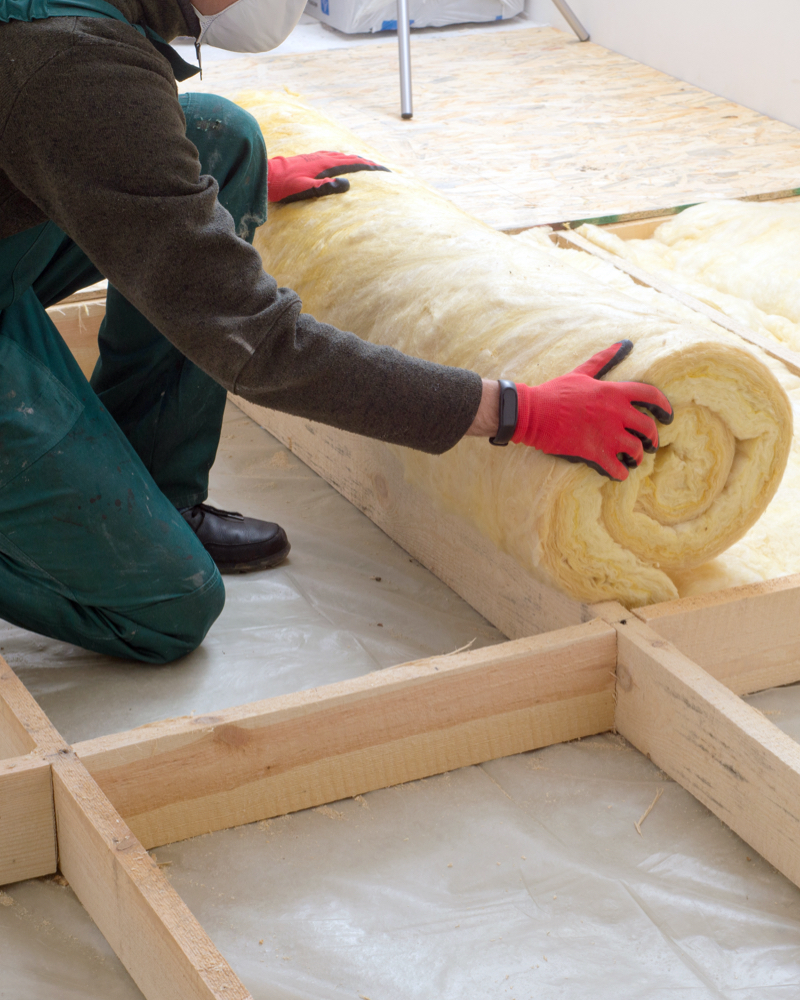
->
xmin=239 ymin=90 xmax=792 ymax=608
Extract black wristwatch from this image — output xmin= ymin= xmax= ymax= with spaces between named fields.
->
xmin=489 ymin=379 xmax=518 ymax=446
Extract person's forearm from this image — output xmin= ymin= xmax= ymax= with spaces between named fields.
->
xmin=466 ymin=379 xmax=500 ymax=437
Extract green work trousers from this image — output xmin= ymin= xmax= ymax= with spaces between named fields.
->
xmin=0 ymin=93 xmax=268 ymax=663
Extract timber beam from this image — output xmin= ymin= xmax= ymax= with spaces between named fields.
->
xmin=3 ymin=585 xmax=800 ymax=999
xmin=612 ymin=611 xmax=800 ymax=890
xmin=1 ymin=657 xmax=255 ymax=1000
xmin=73 ymin=620 xmax=616 ymax=848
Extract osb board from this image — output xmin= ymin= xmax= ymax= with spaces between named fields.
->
xmin=180 ymin=26 xmax=800 ymax=231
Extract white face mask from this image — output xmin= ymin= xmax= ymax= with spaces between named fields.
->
xmin=192 ymin=0 xmax=306 ymax=53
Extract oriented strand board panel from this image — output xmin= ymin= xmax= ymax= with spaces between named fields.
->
xmin=181 ymin=26 xmax=800 ymax=230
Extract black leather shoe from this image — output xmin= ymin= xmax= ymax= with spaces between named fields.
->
xmin=180 ymin=503 xmax=290 ymax=574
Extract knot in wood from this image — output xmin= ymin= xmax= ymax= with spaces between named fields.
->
xmin=616 ymin=662 xmax=633 ymax=693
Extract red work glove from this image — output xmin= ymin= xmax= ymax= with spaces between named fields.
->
xmin=267 ymin=151 xmax=390 ymax=204
xmin=512 ymin=340 xmax=673 ymax=481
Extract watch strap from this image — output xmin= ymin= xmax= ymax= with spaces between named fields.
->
xmin=489 ymin=379 xmax=518 ymax=446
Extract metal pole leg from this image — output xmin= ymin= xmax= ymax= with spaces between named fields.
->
xmin=397 ymin=0 xmax=413 ymax=119
xmin=551 ymin=0 xmax=589 ymax=41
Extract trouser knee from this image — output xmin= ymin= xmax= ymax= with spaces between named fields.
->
xmin=121 ymin=569 xmax=227 ymax=665
xmin=180 ymin=92 xmax=267 ymax=243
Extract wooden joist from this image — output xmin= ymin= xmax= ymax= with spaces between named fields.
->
xmin=0 ymin=655 xmax=254 ymax=1000
xmin=1 ymin=655 xmax=61 ymax=757
xmin=233 ymin=398 xmax=590 ymax=640
xmin=1 ymin=657 xmax=58 ymax=884
xmin=612 ymin=612 xmax=800 ymax=891
xmin=74 ymin=621 xmax=616 ymax=848
xmin=0 ymin=755 xmax=56 ymax=885
xmin=633 ymin=574 xmax=800 ymax=695
xmin=53 ymin=752 xmax=252 ymax=1000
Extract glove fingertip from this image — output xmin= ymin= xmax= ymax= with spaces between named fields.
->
xmin=656 ymin=405 xmax=674 ymax=426
xmin=314 ymin=177 xmax=351 ymax=196
xmin=594 ymin=339 xmax=634 ymax=380
xmin=315 ymin=163 xmax=390 ymax=179
xmin=277 ymin=176 xmax=351 ymax=204
xmin=607 ymin=462 xmax=628 ymax=482
xmin=635 ymin=400 xmax=674 ymax=426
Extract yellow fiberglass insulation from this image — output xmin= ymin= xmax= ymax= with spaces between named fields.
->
xmin=578 ymin=201 xmax=800 ymax=350
xmin=240 ymin=92 xmax=792 ymax=608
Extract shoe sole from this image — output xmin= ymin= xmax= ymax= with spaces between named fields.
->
xmin=215 ymin=541 xmax=291 ymax=575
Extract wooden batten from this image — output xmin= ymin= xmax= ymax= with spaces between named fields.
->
xmin=53 ymin=753 xmax=252 ymax=1000
xmin=632 ymin=575 xmax=800 ymax=696
xmin=1 ymin=657 xmax=253 ymax=998
xmin=0 ymin=754 xmax=56 ymax=885
xmin=74 ymin=621 xmax=616 ymax=849
xmin=232 ymin=398 xmax=590 ymax=639
xmin=0 ymin=693 xmax=36 ymax=761
xmin=0 ymin=655 xmax=65 ymax=757
xmin=0 ymin=657 xmax=62 ymax=885
xmin=613 ymin=615 xmax=800 ymax=891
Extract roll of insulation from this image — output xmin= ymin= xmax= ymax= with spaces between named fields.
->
xmin=240 ymin=92 xmax=792 ymax=607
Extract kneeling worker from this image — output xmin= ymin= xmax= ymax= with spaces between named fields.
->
xmin=0 ymin=0 xmax=672 ymax=663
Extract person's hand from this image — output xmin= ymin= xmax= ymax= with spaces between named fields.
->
xmin=267 ymin=151 xmax=390 ymax=204
xmin=513 ymin=340 xmax=673 ymax=480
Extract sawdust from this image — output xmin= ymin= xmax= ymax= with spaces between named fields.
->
xmin=267 ymin=450 xmax=293 ymax=470
xmin=314 ymin=805 xmax=344 ymax=821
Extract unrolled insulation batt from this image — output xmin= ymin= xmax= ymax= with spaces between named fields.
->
xmin=240 ymin=92 xmax=792 ymax=608
xmin=578 ymin=201 xmax=800 ymax=352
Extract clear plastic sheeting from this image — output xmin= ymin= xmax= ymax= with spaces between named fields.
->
xmin=0 ymin=404 xmax=502 ymax=746
xmin=2 ymin=402 xmax=800 ymax=998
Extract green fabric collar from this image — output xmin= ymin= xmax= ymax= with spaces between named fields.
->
xmin=0 ymin=0 xmax=200 ymax=80
xmin=0 ymin=0 xmax=140 ymax=30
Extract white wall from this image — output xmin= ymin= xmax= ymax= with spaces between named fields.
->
xmin=524 ymin=0 xmax=800 ymax=130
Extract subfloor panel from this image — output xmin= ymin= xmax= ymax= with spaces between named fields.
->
xmin=180 ymin=25 xmax=800 ymax=230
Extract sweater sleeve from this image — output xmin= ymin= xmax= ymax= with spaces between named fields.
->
xmin=0 ymin=18 xmax=483 ymax=454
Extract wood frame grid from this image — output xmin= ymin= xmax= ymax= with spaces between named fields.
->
xmin=3 ymin=587 xmax=800 ymax=1000
xmin=5 ymin=193 xmax=797 ymax=998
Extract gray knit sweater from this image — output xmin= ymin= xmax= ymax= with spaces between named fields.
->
xmin=0 ymin=0 xmax=483 ymax=452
